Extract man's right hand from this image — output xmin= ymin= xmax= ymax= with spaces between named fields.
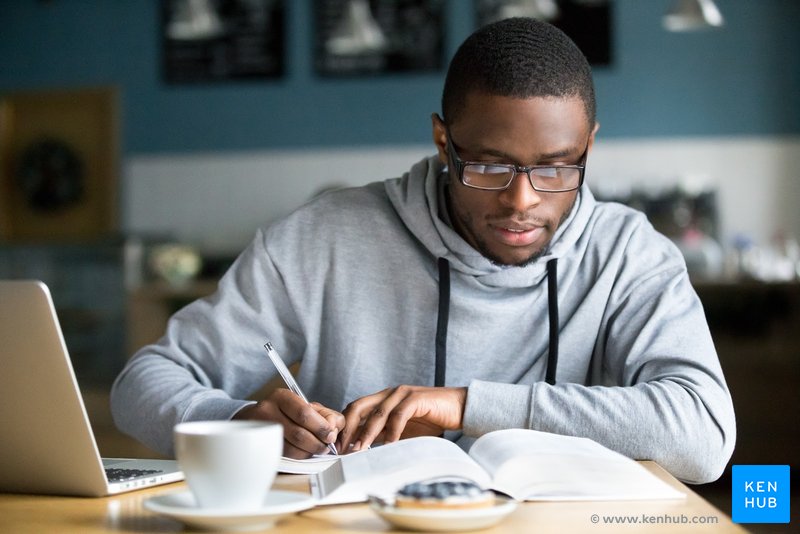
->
xmin=232 ymin=388 xmax=345 ymax=459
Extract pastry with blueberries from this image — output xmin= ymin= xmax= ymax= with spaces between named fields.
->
xmin=395 ymin=479 xmax=495 ymax=509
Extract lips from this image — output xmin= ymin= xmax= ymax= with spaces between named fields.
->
xmin=490 ymin=223 xmax=544 ymax=246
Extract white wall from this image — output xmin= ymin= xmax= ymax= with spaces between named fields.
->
xmin=589 ymin=136 xmax=800 ymax=249
xmin=124 ymin=136 xmax=800 ymax=256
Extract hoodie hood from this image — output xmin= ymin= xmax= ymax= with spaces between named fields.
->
xmin=385 ymin=156 xmax=596 ymax=288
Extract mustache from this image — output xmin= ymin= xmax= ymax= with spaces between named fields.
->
xmin=488 ymin=195 xmax=577 ymax=228
xmin=485 ymin=210 xmax=552 ymax=227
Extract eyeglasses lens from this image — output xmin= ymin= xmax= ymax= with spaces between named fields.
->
xmin=463 ymin=164 xmax=580 ymax=191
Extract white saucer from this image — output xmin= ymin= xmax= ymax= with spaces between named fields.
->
xmin=369 ymin=497 xmax=518 ymax=532
xmin=144 ymin=489 xmax=316 ymax=531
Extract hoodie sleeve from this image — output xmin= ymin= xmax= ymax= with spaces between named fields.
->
xmin=110 ymin=228 xmax=305 ymax=457
xmin=462 ymin=228 xmax=736 ymax=485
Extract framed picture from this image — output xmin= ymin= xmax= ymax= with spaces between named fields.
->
xmin=161 ymin=0 xmax=285 ymax=83
xmin=314 ymin=0 xmax=445 ymax=76
xmin=0 ymin=87 xmax=119 ymax=242
xmin=475 ymin=0 xmax=613 ymax=66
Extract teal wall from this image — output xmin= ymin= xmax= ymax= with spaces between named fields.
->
xmin=1 ymin=1 xmax=798 ymax=154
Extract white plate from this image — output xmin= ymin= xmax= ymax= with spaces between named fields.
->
xmin=144 ymin=489 xmax=316 ymax=531
xmin=370 ymin=497 xmax=518 ymax=532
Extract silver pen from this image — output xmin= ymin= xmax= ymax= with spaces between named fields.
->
xmin=263 ymin=342 xmax=338 ymax=456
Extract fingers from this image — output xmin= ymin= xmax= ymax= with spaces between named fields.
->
xmin=338 ymin=390 xmax=385 ymax=453
xmin=277 ymin=391 xmax=342 ymax=456
xmin=338 ymin=386 xmax=468 ymax=453
xmin=238 ymin=389 xmax=343 ymax=459
xmin=312 ymin=402 xmax=346 ymax=447
xmin=238 ymin=386 xmax=467 ymax=459
xmin=339 ymin=386 xmax=419 ymax=452
xmin=359 ymin=388 xmax=417 ymax=448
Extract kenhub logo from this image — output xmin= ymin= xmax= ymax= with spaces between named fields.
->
xmin=732 ymin=465 xmax=790 ymax=524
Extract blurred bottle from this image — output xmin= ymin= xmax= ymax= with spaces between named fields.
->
xmin=123 ymin=237 xmax=145 ymax=291
xmin=677 ymin=227 xmax=723 ymax=281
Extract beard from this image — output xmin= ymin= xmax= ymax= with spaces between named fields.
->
xmin=450 ymin=193 xmax=577 ymax=268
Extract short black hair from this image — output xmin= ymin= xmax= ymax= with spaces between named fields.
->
xmin=442 ymin=17 xmax=596 ymax=127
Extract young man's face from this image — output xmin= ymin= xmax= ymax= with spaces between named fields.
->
xmin=433 ymin=92 xmax=597 ymax=267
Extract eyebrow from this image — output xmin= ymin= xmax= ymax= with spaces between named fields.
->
xmin=458 ymin=142 xmax=578 ymax=165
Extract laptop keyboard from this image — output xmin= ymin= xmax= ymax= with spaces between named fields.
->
xmin=105 ymin=468 xmax=164 ymax=482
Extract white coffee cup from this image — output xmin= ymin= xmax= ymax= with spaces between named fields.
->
xmin=174 ymin=420 xmax=283 ymax=510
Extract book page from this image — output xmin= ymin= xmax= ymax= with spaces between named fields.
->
xmin=279 ymin=454 xmax=339 ymax=475
xmin=311 ymin=436 xmax=492 ymax=505
xmin=469 ymin=429 xmax=685 ymax=501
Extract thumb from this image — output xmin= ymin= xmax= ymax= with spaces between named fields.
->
xmin=312 ymin=403 xmax=346 ymax=434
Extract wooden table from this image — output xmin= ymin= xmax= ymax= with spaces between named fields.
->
xmin=0 ymin=462 xmax=745 ymax=533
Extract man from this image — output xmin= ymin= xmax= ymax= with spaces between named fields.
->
xmin=112 ymin=18 xmax=735 ymax=484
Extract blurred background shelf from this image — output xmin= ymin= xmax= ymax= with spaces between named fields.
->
xmin=0 ymin=242 xmax=127 ymax=387
xmin=126 ymin=278 xmax=218 ymax=356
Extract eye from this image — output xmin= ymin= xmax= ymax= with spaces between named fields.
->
xmin=486 ymin=164 xmax=513 ymax=175
xmin=532 ymin=167 xmax=560 ymax=179
xmin=468 ymin=164 xmax=514 ymax=175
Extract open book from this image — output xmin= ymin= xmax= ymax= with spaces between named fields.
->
xmin=306 ymin=429 xmax=686 ymax=505
xmin=279 ymin=454 xmax=339 ymax=475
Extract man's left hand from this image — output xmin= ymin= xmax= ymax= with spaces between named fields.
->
xmin=337 ymin=385 xmax=467 ymax=453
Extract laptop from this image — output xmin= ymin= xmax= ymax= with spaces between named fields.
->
xmin=0 ymin=280 xmax=183 ymax=496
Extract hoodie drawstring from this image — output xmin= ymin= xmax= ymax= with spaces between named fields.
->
xmin=545 ymin=258 xmax=559 ymax=385
xmin=434 ymin=257 xmax=559 ymax=387
xmin=434 ymin=258 xmax=450 ymax=387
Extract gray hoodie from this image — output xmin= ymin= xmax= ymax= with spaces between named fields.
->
xmin=111 ymin=156 xmax=735 ymax=484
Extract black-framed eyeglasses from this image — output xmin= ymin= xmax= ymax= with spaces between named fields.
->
xmin=446 ymin=130 xmax=588 ymax=193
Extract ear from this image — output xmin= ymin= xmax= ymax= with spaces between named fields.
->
xmin=587 ymin=121 xmax=600 ymax=153
xmin=431 ymin=113 xmax=449 ymax=166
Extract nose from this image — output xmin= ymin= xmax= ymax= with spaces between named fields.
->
xmin=498 ymin=171 xmax=542 ymax=211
